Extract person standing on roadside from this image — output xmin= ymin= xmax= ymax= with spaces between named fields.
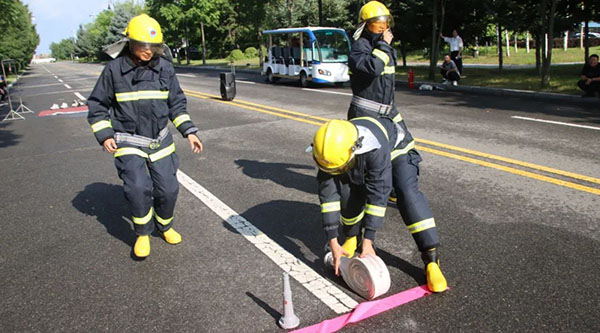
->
xmin=440 ymin=29 xmax=464 ymax=75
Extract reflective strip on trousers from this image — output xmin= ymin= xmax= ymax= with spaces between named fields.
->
xmin=391 ymin=140 xmax=416 ymax=160
xmin=133 ymin=207 xmax=154 ymax=225
xmin=155 ymin=213 xmax=173 ymax=226
xmin=372 ymin=49 xmax=390 ymax=65
xmin=321 ymin=201 xmax=341 ymax=213
xmin=392 ymin=113 xmax=403 ymax=123
xmin=365 ymin=204 xmax=386 ymax=217
xmin=91 ymin=120 xmax=112 ymax=132
xmin=113 ymin=143 xmax=176 ymax=162
xmin=115 ymin=90 xmax=169 ymax=102
xmin=352 ymin=117 xmax=389 ymax=141
xmin=341 ymin=210 xmax=365 ymax=225
xmin=173 ymin=114 xmax=191 ymax=128
xmin=407 ymin=218 xmax=436 ymax=234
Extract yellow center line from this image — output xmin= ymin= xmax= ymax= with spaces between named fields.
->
xmin=184 ymin=88 xmax=599 ymax=195
xmin=416 ymin=138 xmax=600 ymax=185
xmin=418 ymin=146 xmax=600 ymax=195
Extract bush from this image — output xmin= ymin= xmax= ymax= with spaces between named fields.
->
xmin=227 ymin=49 xmax=245 ymax=62
xmin=244 ymin=47 xmax=258 ymax=58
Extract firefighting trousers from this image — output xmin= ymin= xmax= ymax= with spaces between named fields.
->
xmin=392 ymin=149 xmax=439 ymax=251
xmin=114 ymin=147 xmax=180 ymax=236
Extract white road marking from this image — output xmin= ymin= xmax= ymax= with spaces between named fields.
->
xmin=511 ymin=116 xmax=600 ymax=131
xmin=176 ymin=73 xmax=196 ymax=77
xmin=64 ymin=84 xmax=72 ymax=89
xmin=74 ymin=92 xmax=87 ymax=101
xmin=237 ymin=80 xmax=256 ymax=85
xmin=302 ymin=88 xmax=352 ymax=96
xmin=176 ymin=170 xmax=358 ymax=314
xmin=57 ymin=78 xmax=62 ymax=82
xmin=18 ymin=82 xmax=65 ymax=89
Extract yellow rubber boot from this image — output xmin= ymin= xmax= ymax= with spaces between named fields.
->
xmin=341 ymin=236 xmax=357 ymax=258
xmin=422 ymin=248 xmax=447 ymax=293
xmin=161 ymin=228 xmax=182 ymax=245
xmin=134 ymin=235 xmax=150 ymax=258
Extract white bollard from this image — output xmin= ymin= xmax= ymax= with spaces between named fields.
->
xmin=279 ymin=272 xmax=300 ymax=330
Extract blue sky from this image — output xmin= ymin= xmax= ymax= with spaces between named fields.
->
xmin=24 ymin=0 xmax=112 ymax=55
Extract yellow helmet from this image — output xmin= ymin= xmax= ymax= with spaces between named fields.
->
xmin=123 ymin=14 xmax=163 ymax=44
xmin=359 ymin=1 xmax=391 ymax=23
xmin=313 ymin=120 xmax=359 ymax=175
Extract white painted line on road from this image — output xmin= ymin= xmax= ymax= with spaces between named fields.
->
xmin=176 ymin=170 xmax=358 ymax=314
xmin=176 ymin=73 xmax=196 ymax=77
xmin=302 ymin=88 xmax=352 ymax=96
xmin=58 ymin=79 xmax=64 ymax=82
xmin=237 ymin=80 xmax=256 ymax=85
xmin=511 ymin=116 xmax=600 ymax=131
xmin=64 ymin=84 xmax=72 ymax=89
xmin=18 ymin=82 xmax=65 ymax=89
xmin=74 ymin=92 xmax=87 ymax=101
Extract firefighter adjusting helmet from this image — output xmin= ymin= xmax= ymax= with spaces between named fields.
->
xmin=124 ymin=14 xmax=164 ymax=54
xmin=312 ymin=120 xmax=360 ymax=175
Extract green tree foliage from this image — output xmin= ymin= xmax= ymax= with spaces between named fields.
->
xmin=105 ymin=1 xmax=143 ymax=46
xmin=0 ymin=0 xmax=39 ymax=67
xmin=50 ymin=38 xmax=75 ymax=60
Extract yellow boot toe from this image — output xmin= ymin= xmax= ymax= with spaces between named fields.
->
xmin=161 ymin=228 xmax=182 ymax=245
xmin=426 ymin=262 xmax=447 ymax=293
xmin=134 ymin=235 xmax=150 ymax=258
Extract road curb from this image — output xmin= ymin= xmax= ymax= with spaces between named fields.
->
xmin=176 ymin=65 xmax=599 ymax=106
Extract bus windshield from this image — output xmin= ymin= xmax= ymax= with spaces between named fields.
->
xmin=313 ymin=30 xmax=350 ymax=63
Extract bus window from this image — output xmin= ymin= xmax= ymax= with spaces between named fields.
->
xmin=313 ymin=30 xmax=350 ymax=63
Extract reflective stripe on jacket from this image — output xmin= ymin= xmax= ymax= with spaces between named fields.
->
xmin=87 ymin=52 xmax=197 ymax=145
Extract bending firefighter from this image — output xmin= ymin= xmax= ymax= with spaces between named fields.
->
xmin=346 ymin=1 xmax=447 ymax=292
xmin=87 ymin=14 xmax=203 ymax=258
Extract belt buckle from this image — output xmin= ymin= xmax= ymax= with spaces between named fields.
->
xmin=149 ymin=140 xmax=160 ymax=150
xmin=378 ymin=104 xmax=387 ymax=115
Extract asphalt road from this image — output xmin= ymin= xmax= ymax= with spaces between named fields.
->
xmin=0 ymin=61 xmax=598 ymax=332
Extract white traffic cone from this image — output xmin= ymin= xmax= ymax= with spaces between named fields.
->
xmin=279 ymin=272 xmax=300 ymax=330
xmin=71 ymin=100 xmax=79 ymax=107
xmin=78 ymin=100 xmax=86 ymax=106
xmin=50 ymin=103 xmax=59 ymax=110
xmin=60 ymin=102 xmax=68 ymax=109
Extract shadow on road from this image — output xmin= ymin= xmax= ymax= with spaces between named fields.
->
xmin=71 ymin=182 xmax=135 ymax=247
xmin=0 ymin=121 xmax=22 ymax=148
xmin=224 ymin=199 xmax=425 ymax=287
xmin=246 ymin=292 xmax=280 ymax=324
xmin=234 ymin=159 xmax=317 ymax=195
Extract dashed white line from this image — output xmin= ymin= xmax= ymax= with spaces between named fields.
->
xmin=511 ymin=116 xmax=600 ymax=131
xmin=176 ymin=170 xmax=358 ymax=314
xmin=64 ymin=84 xmax=72 ymax=89
xmin=176 ymin=73 xmax=196 ymax=77
xmin=74 ymin=92 xmax=87 ymax=101
xmin=302 ymin=88 xmax=352 ymax=96
xmin=237 ymin=80 xmax=256 ymax=85
xmin=58 ymin=79 xmax=64 ymax=83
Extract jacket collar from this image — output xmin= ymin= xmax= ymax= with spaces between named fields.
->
xmin=120 ymin=50 xmax=162 ymax=74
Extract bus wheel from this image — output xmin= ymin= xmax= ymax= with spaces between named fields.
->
xmin=299 ymin=72 xmax=309 ymax=88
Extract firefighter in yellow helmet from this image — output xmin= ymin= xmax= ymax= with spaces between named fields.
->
xmin=346 ymin=1 xmax=447 ymax=292
xmin=87 ymin=14 xmax=203 ymax=258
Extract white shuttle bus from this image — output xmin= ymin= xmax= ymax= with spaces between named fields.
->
xmin=262 ymin=27 xmax=351 ymax=87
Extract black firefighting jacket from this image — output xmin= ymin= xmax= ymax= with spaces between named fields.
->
xmin=318 ymin=117 xmax=398 ymax=242
xmin=348 ymin=30 xmax=416 ymax=160
xmin=87 ymin=51 xmax=197 ymax=145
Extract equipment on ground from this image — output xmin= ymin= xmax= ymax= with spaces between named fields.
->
xmin=324 ymin=252 xmax=391 ymax=300
xmin=279 ymin=272 xmax=300 ymax=329
xmin=220 ymin=64 xmax=236 ymax=101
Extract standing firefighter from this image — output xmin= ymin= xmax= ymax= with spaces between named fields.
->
xmin=346 ymin=1 xmax=447 ymax=292
xmin=87 ymin=14 xmax=203 ymax=258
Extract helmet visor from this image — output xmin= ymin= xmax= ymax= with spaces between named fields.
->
xmin=129 ymin=39 xmax=164 ymax=56
xmin=367 ymin=15 xmax=394 ymax=28
xmin=313 ymin=153 xmax=356 ymax=176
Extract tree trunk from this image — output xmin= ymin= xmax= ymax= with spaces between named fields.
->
xmin=287 ymin=0 xmax=294 ymax=27
xmin=505 ymin=29 xmax=510 ymax=57
xmin=201 ymin=22 xmax=206 ymax=65
xmin=541 ymin=0 xmax=557 ymax=87
xmin=584 ymin=20 xmax=589 ymax=60
xmin=535 ymin=34 xmax=541 ymax=74
xmin=400 ymin=40 xmax=407 ymax=67
xmin=258 ymin=24 xmax=264 ymax=69
xmin=428 ymin=0 xmax=439 ymax=80
xmin=526 ymin=31 xmax=530 ymax=53
xmin=497 ymin=23 xmax=503 ymax=71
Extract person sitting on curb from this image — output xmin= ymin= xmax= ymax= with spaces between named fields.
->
xmin=578 ymin=54 xmax=600 ymax=98
xmin=0 ymin=74 xmax=7 ymax=102
xmin=440 ymin=54 xmax=460 ymax=86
